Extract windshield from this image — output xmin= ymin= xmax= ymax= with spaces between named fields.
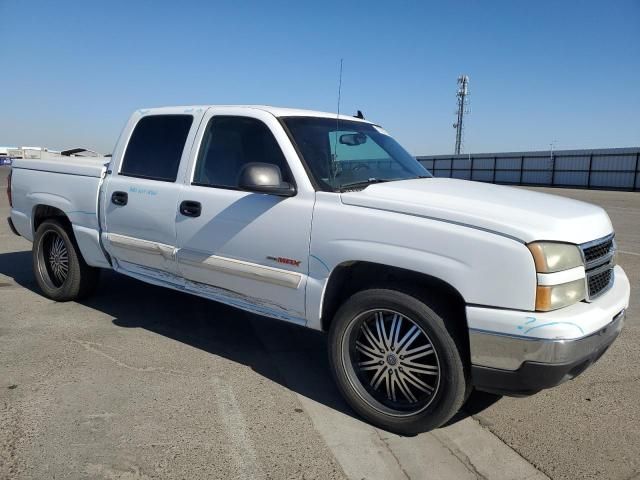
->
xmin=282 ymin=117 xmax=431 ymax=191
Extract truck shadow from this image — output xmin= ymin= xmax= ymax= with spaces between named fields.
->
xmin=0 ymin=250 xmax=37 ymax=289
xmin=0 ymin=250 xmax=500 ymax=431
xmin=88 ymin=269 xmax=360 ymax=419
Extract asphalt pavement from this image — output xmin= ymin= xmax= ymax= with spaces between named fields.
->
xmin=475 ymin=187 xmax=640 ymax=480
xmin=0 ymin=166 xmax=636 ymax=479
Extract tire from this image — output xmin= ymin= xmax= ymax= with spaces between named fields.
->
xmin=328 ymin=288 xmax=468 ymax=435
xmin=32 ymin=219 xmax=100 ymax=301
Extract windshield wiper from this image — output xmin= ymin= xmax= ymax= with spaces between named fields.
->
xmin=338 ymin=178 xmax=391 ymax=192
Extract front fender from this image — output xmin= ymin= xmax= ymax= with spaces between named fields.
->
xmin=306 ymin=198 xmax=537 ymax=329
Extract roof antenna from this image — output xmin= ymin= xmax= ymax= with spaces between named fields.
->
xmin=331 ymin=58 xmax=344 ymax=185
xmin=354 ymin=110 xmax=364 ymax=119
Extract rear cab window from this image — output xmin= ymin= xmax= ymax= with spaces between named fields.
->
xmin=120 ymin=115 xmax=193 ymax=182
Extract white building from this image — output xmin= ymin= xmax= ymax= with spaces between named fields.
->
xmin=1 ymin=146 xmax=104 ymax=160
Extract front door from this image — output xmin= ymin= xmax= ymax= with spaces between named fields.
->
xmin=175 ymin=109 xmax=314 ymax=323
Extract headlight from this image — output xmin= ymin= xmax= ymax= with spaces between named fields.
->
xmin=528 ymin=241 xmax=586 ymax=311
xmin=535 ymin=278 xmax=586 ymax=311
xmin=527 ymin=242 xmax=583 ymax=273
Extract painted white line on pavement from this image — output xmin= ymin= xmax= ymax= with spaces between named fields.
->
xmin=212 ymin=378 xmax=266 ymax=480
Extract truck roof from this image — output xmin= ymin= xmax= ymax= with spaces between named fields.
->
xmin=136 ymin=105 xmax=373 ymax=123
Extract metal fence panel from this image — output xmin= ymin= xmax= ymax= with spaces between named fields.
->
xmin=592 ymin=154 xmax=636 ymax=172
xmin=590 ymin=171 xmax=635 ymax=189
xmin=495 ymin=170 xmax=520 ymax=184
xmin=472 ymin=169 xmax=493 ymax=182
xmin=417 ymin=148 xmax=639 ymax=191
xmin=495 ymin=157 xmax=522 ymax=170
xmin=555 ymin=155 xmax=590 ymax=171
xmin=554 ymin=171 xmax=589 ymax=186
xmin=522 ymin=170 xmax=553 ymax=185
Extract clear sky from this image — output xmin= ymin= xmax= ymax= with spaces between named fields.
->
xmin=1 ymin=0 xmax=638 ymax=155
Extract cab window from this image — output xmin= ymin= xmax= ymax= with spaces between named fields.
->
xmin=120 ymin=115 xmax=193 ymax=181
xmin=193 ymin=116 xmax=292 ymax=188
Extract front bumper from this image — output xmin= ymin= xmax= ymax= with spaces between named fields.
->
xmin=471 ymin=309 xmax=624 ymax=396
xmin=468 ymin=266 xmax=630 ymax=396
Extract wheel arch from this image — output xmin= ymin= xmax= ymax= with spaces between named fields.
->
xmin=31 ymin=202 xmax=110 ymax=269
xmin=320 ymin=261 xmax=468 ymax=342
xmin=32 ymin=204 xmax=73 ymax=235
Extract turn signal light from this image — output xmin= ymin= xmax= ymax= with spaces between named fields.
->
xmin=535 ymin=278 xmax=586 ymax=311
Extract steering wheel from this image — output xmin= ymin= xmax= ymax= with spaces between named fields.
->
xmin=352 ymin=162 xmax=371 ymax=172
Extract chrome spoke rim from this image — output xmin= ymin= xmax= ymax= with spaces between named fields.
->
xmin=43 ymin=232 xmax=69 ymax=287
xmin=345 ymin=309 xmax=441 ymax=416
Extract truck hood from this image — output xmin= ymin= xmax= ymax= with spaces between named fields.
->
xmin=340 ymin=178 xmax=613 ymax=244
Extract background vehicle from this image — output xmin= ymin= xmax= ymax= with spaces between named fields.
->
xmin=7 ymin=105 xmax=630 ymax=434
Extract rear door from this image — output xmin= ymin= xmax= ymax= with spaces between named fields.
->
xmin=101 ymin=108 xmax=203 ymax=284
xmin=174 ymin=107 xmax=315 ymax=323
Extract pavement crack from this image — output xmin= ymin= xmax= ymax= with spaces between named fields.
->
xmin=432 ymin=433 xmax=488 ymax=480
xmin=374 ymin=430 xmax=411 ymax=480
xmin=469 ymin=417 xmax=550 ymax=480
xmin=71 ymin=339 xmax=187 ymax=377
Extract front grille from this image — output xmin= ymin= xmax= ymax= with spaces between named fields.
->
xmin=580 ymin=234 xmax=616 ymax=300
xmin=588 ymin=268 xmax=613 ymax=298
xmin=583 ymin=237 xmax=614 ymax=264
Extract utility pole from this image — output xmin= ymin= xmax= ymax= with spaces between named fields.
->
xmin=453 ymin=75 xmax=469 ymax=155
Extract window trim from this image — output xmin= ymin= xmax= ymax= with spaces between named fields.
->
xmin=190 ymin=182 xmax=249 ymax=192
xmin=277 ymin=117 xmax=322 ymax=192
xmin=118 ymin=171 xmax=180 ymax=183
xmin=189 ymin=115 xmax=298 ymax=195
xmin=118 ymin=113 xmax=194 ymax=183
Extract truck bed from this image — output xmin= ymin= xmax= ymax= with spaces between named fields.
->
xmin=11 ymin=155 xmax=108 ymax=178
xmin=9 ymin=155 xmax=111 ymax=268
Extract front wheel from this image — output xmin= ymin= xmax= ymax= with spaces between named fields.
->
xmin=328 ymin=289 xmax=468 ymax=435
xmin=33 ymin=219 xmax=100 ymax=301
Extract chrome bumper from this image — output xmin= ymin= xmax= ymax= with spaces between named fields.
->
xmin=470 ymin=309 xmax=625 ymax=396
xmin=469 ymin=309 xmax=625 ymax=371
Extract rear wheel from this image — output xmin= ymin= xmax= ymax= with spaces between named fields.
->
xmin=33 ymin=219 xmax=99 ymax=301
xmin=328 ymin=288 xmax=468 ymax=435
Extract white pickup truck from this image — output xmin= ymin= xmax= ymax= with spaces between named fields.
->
xmin=7 ymin=105 xmax=630 ymax=434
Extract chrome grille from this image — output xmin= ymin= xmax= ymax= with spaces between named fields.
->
xmin=580 ymin=234 xmax=615 ymax=300
xmin=588 ymin=267 xmax=613 ymax=298
xmin=583 ymin=237 xmax=614 ymax=264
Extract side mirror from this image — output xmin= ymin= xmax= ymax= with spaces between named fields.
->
xmin=238 ymin=162 xmax=296 ymax=197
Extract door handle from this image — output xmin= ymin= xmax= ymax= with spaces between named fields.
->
xmin=180 ymin=200 xmax=201 ymax=217
xmin=111 ymin=191 xmax=128 ymax=206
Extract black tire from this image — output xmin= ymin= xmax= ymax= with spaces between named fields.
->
xmin=32 ymin=219 xmax=100 ymax=301
xmin=328 ymin=288 xmax=468 ymax=435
